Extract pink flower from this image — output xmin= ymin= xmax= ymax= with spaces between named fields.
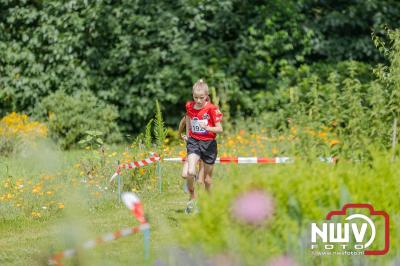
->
xmin=231 ymin=189 xmax=274 ymax=226
xmin=210 ymin=253 xmax=238 ymax=266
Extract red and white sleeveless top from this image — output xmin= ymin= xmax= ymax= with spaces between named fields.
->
xmin=185 ymin=101 xmax=223 ymax=141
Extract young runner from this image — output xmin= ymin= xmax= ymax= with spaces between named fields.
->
xmin=181 ymin=79 xmax=223 ymax=213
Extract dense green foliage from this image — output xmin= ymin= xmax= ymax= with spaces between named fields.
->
xmin=1 ymin=0 xmax=399 ymax=134
xmin=37 ymin=90 xmax=121 ymax=149
xmin=303 ymin=0 xmax=400 ymax=62
xmin=242 ymin=29 xmax=400 ymax=161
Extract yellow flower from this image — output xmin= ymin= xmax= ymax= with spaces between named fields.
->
xmin=58 ymin=203 xmax=65 ymax=209
xmin=227 ymin=139 xmax=235 ymax=147
xmin=139 ymin=168 xmax=146 ymax=175
xmin=46 ymin=191 xmax=53 ymax=195
xmin=31 ymin=211 xmax=41 ymax=218
xmin=178 ymin=150 xmax=186 ymax=158
xmin=32 ymin=187 xmax=41 ymax=194
xmin=0 ymin=112 xmax=47 ymax=138
xmin=41 ymin=175 xmax=54 ymax=180
xmin=330 ymin=139 xmax=340 ymax=147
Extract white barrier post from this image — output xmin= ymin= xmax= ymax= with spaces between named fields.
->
xmin=117 ymin=160 xmax=121 ymax=203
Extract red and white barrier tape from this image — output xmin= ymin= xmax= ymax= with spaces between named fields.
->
xmin=49 ymin=224 xmax=150 ymax=265
xmin=109 ymin=154 xmax=336 ymax=183
xmin=49 ymin=192 xmax=149 ymax=266
xmin=164 ymin=156 xmax=337 ymax=164
xmin=121 ymin=192 xmax=147 ymax=224
xmin=110 ymin=154 xmax=160 ymax=182
xmin=163 ymin=156 xmax=293 ymax=164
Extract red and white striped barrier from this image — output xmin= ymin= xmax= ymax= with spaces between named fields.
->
xmin=48 ymin=224 xmax=150 ymax=266
xmin=163 ymin=157 xmax=292 ymax=164
xmin=109 ymin=154 xmax=160 ymax=182
xmin=49 ymin=192 xmax=149 ymax=266
xmin=121 ymin=192 xmax=147 ymax=224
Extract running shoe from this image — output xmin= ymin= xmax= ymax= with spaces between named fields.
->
xmin=185 ymin=199 xmax=199 ymax=214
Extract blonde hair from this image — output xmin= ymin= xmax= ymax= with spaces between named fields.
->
xmin=192 ymin=79 xmax=209 ymax=94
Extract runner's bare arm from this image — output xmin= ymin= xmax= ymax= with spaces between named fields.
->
xmin=185 ymin=115 xmax=190 ymax=140
xmin=178 ymin=116 xmax=186 ymax=136
xmin=201 ymin=122 xmax=223 ymax=133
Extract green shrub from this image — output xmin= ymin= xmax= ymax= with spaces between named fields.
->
xmin=36 ymin=90 xmax=122 ymax=149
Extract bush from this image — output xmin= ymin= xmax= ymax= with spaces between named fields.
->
xmin=37 ymin=90 xmax=122 ymax=149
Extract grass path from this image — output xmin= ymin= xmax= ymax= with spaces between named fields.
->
xmin=0 ymin=152 xmax=196 ymax=265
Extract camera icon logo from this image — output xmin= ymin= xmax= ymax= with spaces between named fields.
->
xmin=310 ymin=203 xmax=389 ymax=255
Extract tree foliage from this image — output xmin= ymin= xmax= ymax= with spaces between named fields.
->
xmin=1 ymin=0 xmax=399 ymax=133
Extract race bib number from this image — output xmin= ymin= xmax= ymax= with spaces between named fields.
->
xmin=191 ymin=118 xmax=208 ymax=133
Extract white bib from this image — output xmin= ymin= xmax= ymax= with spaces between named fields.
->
xmin=191 ymin=118 xmax=208 ymax=133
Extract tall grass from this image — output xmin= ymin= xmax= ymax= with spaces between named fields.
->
xmin=179 ymin=151 xmax=400 ymax=266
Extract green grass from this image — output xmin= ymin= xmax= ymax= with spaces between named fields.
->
xmin=1 ymin=148 xmax=400 ymax=265
xmin=0 ymin=147 xmax=188 ymax=266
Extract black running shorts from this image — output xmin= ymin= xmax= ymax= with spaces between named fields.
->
xmin=186 ymin=137 xmax=218 ymax=165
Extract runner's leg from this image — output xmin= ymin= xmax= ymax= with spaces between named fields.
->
xmin=187 ymin=153 xmax=200 ymax=199
xmin=203 ymin=163 xmax=214 ymax=192
xmin=197 ymin=160 xmax=205 ymax=186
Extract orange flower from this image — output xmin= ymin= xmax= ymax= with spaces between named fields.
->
xmin=227 ymin=139 xmax=235 ymax=147
xmin=178 ymin=150 xmax=186 ymax=158
xmin=139 ymin=168 xmax=146 ymax=175
xmin=330 ymin=139 xmax=340 ymax=147
xmin=318 ymin=131 xmax=327 ymax=138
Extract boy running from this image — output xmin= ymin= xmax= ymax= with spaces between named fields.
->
xmin=181 ymin=79 xmax=223 ymax=213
